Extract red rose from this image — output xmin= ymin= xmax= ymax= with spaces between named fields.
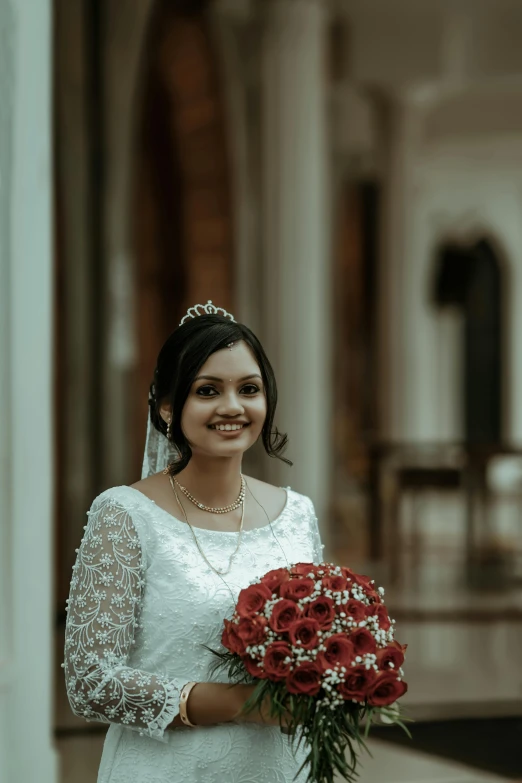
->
xmin=391 ymin=639 xmax=408 ymax=655
xmin=322 ymin=575 xmax=348 ymax=592
xmin=304 ymin=596 xmax=335 ymax=630
xmin=260 ymin=568 xmax=290 ymax=593
xmin=367 ymin=672 xmax=407 ymax=706
xmin=263 ymin=641 xmax=293 ymax=680
xmin=288 ymin=618 xmax=320 ymax=650
xmin=317 ymin=633 xmax=355 ymax=671
xmin=354 ymin=573 xmax=373 ymax=590
xmin=376 ymin=641 xmax=406 ymax=671
xmin=236 ymin=616 xmax=268 ymax=646
xmin=242 ymin=654 xmax=268 ymax=679
xmin=222 ymin=619 xmax=246 ymax=655
xmin=291 ymin=563 xmax=319 ymax=577
xmin=280 ymin=577 xmax=315 ymax=602
xmin=350 ymin=628 xmax=377 ymax=656
xmin=365 ymin=603 xmax=391 ymax=631
xmin=340 ymin=566 xmax=357 ymax=581
xmin=221 ymin=620 xmax=232 ymax=649
xmin=394 ymin=640 xmax=408 ymax=656
xmin=338 ymin=665 xmax=377 ymax=701
xmin=269 ymin=599 xmax=302 ymax=633
xmin=286 ymin=661 xmax=322 ymax=696
xmin=236 ymin=583 xmax=272 ymax=619
xmin=337 ymin=599 xmax=366 ymax=622
xmin=376 ymin=645 xmax=403 ymax=671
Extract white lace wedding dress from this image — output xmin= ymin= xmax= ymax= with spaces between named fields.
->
xmin=63 ymin=485 xmax=325 ymax=783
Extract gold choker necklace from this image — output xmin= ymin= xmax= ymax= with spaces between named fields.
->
xmin=174 ymin=475 xmax=245 ymax=514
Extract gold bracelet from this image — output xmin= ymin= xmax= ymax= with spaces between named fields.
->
xmin=179 ymin=681 xmax=198 ymax=727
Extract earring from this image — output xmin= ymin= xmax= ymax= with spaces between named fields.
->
xmin=166 ymin=418 xmax=172 ymax=439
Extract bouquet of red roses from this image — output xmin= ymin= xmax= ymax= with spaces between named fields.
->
xmin=206 ymin=562 xmax=411 ymax=783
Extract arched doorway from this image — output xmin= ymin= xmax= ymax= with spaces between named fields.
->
xmin=433 ymin=236 xmax=505 ymax=444
xmin=132 ymin=1 xmax=235 ymax=474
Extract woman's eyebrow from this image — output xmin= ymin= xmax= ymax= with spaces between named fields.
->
xmin=194 ymin=374 xmax=262 ymax=382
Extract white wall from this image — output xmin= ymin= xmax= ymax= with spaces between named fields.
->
xmin=0 ymin=1 xmax=58 ymax=781
xmin=381 ymin=97 xmax=522 ymax=444
xmin=417 ymin=137 xmax=522 ymax=442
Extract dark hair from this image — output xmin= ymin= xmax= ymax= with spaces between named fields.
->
xmin=148 ymin=315 xmax=292 ymax=475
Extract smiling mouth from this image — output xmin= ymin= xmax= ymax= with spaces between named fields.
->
xmin=208 ymin=423 xmax=250 ymax=432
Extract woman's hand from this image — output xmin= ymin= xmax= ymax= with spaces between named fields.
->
xmin=231 ymin=684 xmax=294 ymax=729
xmin=167 ymin=682 xmax=295 ymax=730
xmin=168 ymin=682 xmax=264 ymax=729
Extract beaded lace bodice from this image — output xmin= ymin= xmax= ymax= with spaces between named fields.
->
xmin=63 ymin=484 xmax=325 ymax=783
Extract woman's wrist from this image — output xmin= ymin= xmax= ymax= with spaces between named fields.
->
xmin=168 ymin=682 xmax=251 ymax=730
xmin=179 ymin=681 xmax=198 ymax=726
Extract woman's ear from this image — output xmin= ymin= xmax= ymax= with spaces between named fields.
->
xmin=159 ymin=401 xmax=172 ymax=425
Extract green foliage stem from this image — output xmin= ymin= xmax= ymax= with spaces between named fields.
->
xmin=202 ymin=646 xmax=413 ymax=783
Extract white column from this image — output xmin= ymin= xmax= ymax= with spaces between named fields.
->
xmin=379 ymin=96 xmax=425 ymax=441
xmin=260 ymin=0 xmax=332 ymax=532
xmin=0 ymin=1 xmax=58 ymax=781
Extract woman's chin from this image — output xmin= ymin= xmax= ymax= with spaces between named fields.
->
xmin=192 ymin=433 xmax=256 ymax=456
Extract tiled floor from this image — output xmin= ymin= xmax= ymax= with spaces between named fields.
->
xmin=350 ymin=739 xmax=510 ymax=783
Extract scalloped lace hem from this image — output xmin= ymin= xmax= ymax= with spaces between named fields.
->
xmin=141 ymin=680 xmax=183 ymax=742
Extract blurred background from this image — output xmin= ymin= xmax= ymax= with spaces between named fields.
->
xmin=2 ymin=0 xmax=522 ymax=781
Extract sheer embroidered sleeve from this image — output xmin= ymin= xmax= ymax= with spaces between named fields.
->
xmin=63 ymin=494 xmax=184 ymax=742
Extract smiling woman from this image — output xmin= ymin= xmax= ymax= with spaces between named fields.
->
xmin=63 ymin=306 xmax=325 ymax=783
xmin=149 ymin=314 xmax=292 ymax=475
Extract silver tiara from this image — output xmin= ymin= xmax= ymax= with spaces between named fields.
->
xmin=179 ymin=300 xmax=236 ymax=326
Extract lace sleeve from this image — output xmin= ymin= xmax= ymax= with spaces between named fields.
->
xmin=307 ymin=497 xmax=325 ymax=564
xmin=63 ymin=494 xmax=183 ymax=742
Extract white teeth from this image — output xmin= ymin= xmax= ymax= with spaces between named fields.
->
xmin=211 ymin=424 xmax=246 ymax=431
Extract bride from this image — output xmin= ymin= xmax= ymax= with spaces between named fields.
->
xmin=63 ymin=301 xmax=325 ymax=783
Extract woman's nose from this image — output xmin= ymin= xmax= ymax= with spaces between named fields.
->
xmin=217 ymin=391 xmax=245 ymax=414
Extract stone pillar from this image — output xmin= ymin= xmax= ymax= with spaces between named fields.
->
xmin=260 ymin=0 xmax=332 ymax=535
xmin=0 ymin=1 xmax=58 ymax=781
xmin=379 ymin=96 xmax=425 ymax=441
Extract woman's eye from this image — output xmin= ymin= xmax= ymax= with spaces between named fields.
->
xmin=241 ymin=385 xmax=260 ymax=394
xmin=196 ymin=386 xmax=217 ymax=396
xmin=196 ymin=384 xmax=260 ymax=396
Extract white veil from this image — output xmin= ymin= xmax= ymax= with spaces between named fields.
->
xmin=141 ymin=391 xmax=181 ymax=479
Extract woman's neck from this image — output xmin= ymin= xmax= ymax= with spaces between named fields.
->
xmin=173 ymin=455 xmax=244 ymax=508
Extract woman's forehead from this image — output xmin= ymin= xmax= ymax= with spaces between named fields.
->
xmin=198 ymin=341 xmax=260 ymax=377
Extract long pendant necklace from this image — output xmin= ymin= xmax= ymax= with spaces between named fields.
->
xmin=168 ymin=475 xmax=244 ymax=576
xmin=246 ymin=481 xmax=290 ymax=571
xmin=167 ymin=475 xmax=291 ymax=603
